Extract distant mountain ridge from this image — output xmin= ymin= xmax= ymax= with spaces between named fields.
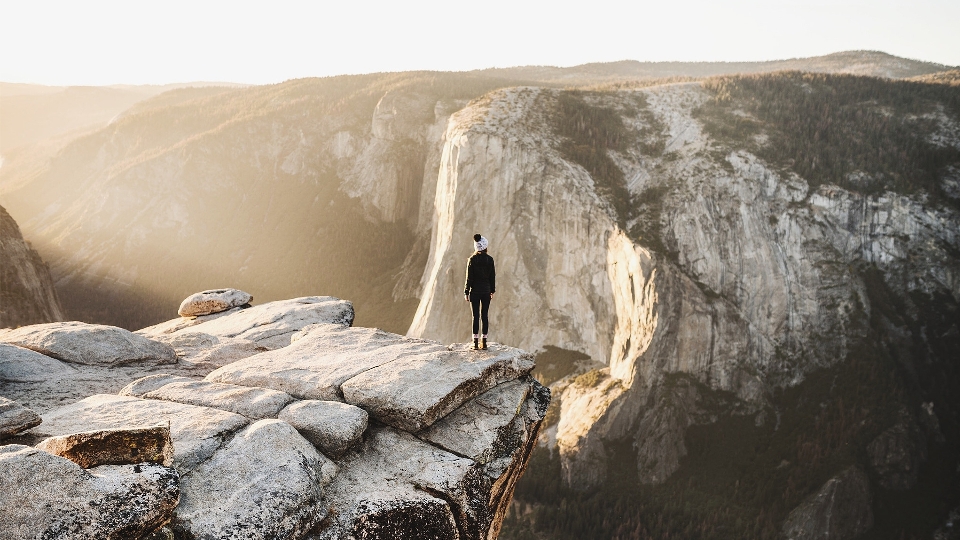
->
xmin=475 ymin=50 xmax=955 ymax=85
xmin=0 ymin=82 xmax=246 ymax=153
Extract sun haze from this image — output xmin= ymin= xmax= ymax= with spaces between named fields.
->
xmin=1 ymin=0 xmax=957 ymax=86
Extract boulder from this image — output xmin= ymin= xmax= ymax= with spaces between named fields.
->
xmin=341 ymin=342 xmax=535 ymax=432
xmin=782 ymin=466 xmax=874 ymax=540
xmin=205 ymin=324 xmax=448 ymax=401
xmin=142 ymin=380 xmax=294 ymax=419
xmin=169 ymin=296 xmax=354 ymax=349
xmin=178 ymin=288 xmax=252 ymax=317
xmin=278 ymin=400 xmax=368 ymax=457
xmin=0 ymin=444 xmax=179 ymax=539
xmin=419 ymin=378 xmax=531 ymax=471
xmin=0 ymin=396 xmax=42 ymax=439
xmin=0 ymin=321 xmax=176 ymax=366
xmin=36 ymin=424 xmax=173 ymax=468
xmin=172 ymin=419 xmax=337 ymax=540
xmin=0 ymin=342 xmax=79 ymax=382
xmin=119 ymin=374 xmax=197 ymax=397
xmin=151 ymin=331 xmax=266 ymax=369
xmin=33 ymin=394 xmax=248 ymax=472
xmin=315 ymin=426 xmax=489 ymax=540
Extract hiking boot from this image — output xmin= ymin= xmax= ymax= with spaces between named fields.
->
xmin=472 ymin=338 xmax=480 ymax=350
xmin=480 ymin=337 xmax=488 ymax=350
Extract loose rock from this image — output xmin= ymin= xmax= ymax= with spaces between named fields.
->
xmin=0 ymin=396 xmax=42 ymax=439
xmin=172 ymin=419 xmax=337 ymax=540
xmin=33 ymin=394 xmax=248 ymax=472
xmin=0 ymin=321 xmax=176 ymax=366
xmin=36 ymin=424 xmax=173 ymax=468
xmin=278 ymin=400 xmax=368 ymax=457
xmin=0 ymin=445 xmax=179 ymax=539
xmin=178 ymin=288 xmax=252 ymax=317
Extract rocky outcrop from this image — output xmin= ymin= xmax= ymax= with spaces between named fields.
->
xmin=171 ymin=419 xmax=336 ymax=540
xmin=139 ymin=296 xmax=355 ymax=349
xmin=0 ymin=321 xmax=177 ymax=366
xmin=867 ymin=410 xmax=927 ymax=490
xmin=0 ymin=396 xmax=41 ymax=439
xmin=781 ymin=466 xmax=874 ymax=540
xmin=0 ymin=204 xmax=63 ymax=328
xmin=0 ymin=445 xmax=179 ymax=539
xmin=6 ymin=293 xmax=548 ymax=540
xmin=177 ymin=288 xmax=252 ymax=317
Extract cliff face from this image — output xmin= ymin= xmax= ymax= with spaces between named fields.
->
xmin=0 ymin=205 xmax=63 ymax=328
xmin=405 ymin=79 xmax=960 ymax=536
xmin=2 ymin=70 xmax=959 ymax=537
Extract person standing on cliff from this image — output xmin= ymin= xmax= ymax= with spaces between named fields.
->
xmin=464 ymin=233 xmax=495 ymax=350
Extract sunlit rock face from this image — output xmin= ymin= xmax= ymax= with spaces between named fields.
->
xmin=0 ymin=205 xmax=63 ymax=328
xmin=406 ymin=82 xmax=960 ymax=494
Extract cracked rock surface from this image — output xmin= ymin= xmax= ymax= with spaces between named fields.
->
xmin=3 ymin=293 xmax=548 ymax=539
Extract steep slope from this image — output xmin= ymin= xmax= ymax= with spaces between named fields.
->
xmin=0 ymin=82 xmax=243 ymax=153
xmin=0 ymin=204 xmax=63 ymax=328
xmin=405 ymin=76 xmax=960 ymax=539
xmin=2 ymin=66 xmax=959 ymax=538
xmin=0 ymin=73 xmax=522 ymax=332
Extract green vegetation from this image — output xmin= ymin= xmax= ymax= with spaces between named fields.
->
xmin=552 ymin=91 xmax=636 ymax=226
xmin=628 ymin=184 xmax=672 ymax=256
xmin=504 ymin=263 xmax=960 ymax=540
xmin=697 ymin=72 xmax=960 ymax=207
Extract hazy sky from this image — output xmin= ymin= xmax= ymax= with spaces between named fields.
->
xmin=3 ymin=0 xmax=958 ymax=86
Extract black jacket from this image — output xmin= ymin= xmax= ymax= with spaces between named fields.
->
xmin=464 ymin=252 xmax=496 ymax=296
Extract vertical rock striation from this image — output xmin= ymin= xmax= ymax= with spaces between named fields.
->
xmin=0 ymin=204 xmax=63 ymax=328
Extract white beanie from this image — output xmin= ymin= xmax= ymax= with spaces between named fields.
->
xmin=474 ymin=235 xmax=489 ymax=251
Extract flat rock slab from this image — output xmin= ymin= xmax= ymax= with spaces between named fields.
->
xmin=206 ymin=324 xmax=448 ymax=401
xmin=174 ymin=296 xmax=355 ymax=349
xmin=0 ymin=396 xmax=42 ymax=439
xmin=0 ymin=343 xmax=80 ymax=382
xmin=279 ymin=400 xmax=368 ymax=457
xmin=36 ymin=424 xmax=173 ymax=468
xmin=143 ymin=380 xmax=294 ymax=419
xmin=136 ymin=307 xmax=244 ymax=338
xmin=178 ymin=288 xmax=252 ymax=317
xmin=152 ymin=331 xmax=266 ymax=369
xmin=34 ymin=394 xmax=248 ymax=472
xmin=419 ymin=379 xmax=531 ymax=467
xmin=315 ymin=427 xmax=489 ymax=540
xmin=0 ymin=321 xmax=176 ymax=366
xmin=0 ymin=445 xmax=179 ymax=539
xmin=172 ymin=419 xmax=337 ymax=540
xmin=120 ymin=374 xmax=197 ymax=397
xmin=342 ymin=342 xmax=536 ymax=432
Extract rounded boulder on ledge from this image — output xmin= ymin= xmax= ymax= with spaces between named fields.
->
xmin=178 ymin=289 xmax=253 ymax=317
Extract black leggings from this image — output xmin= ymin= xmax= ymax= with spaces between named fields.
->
xmin=470 ymin=292 xmax=491 ymax=335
